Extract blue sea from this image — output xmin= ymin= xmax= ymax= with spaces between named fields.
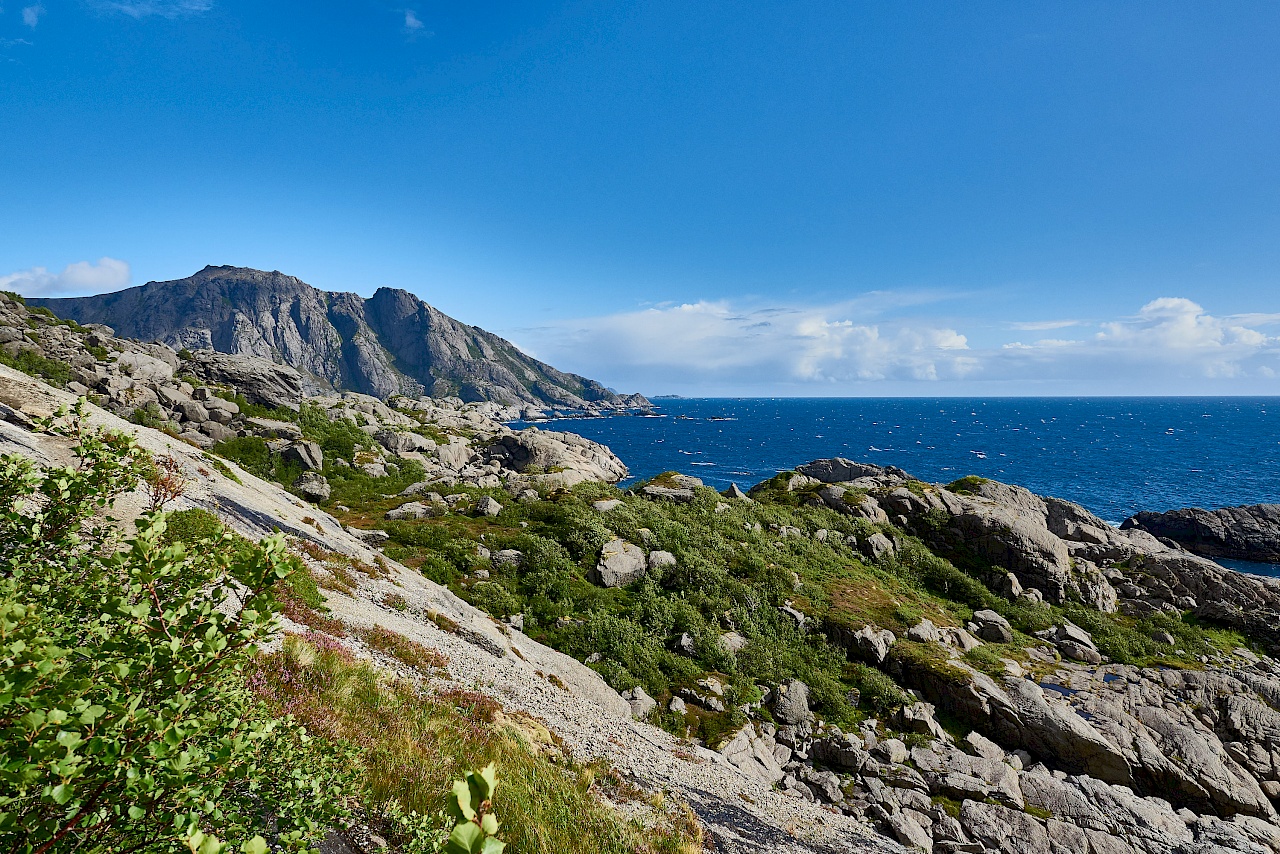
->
xmin=524 ymin=398 xmax=1280 ymax=577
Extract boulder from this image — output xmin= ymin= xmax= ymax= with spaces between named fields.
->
xmin=1123 ymin=503 xmax=1280 ymax=562
xmin=620 ymin=686 xmax=656 ymax=719
xmin=796 ymin=458 xmax=890 ymax=483
xmin=384 ymin=501 xmax=439 ymax=521
xmin=641 ymin=484 xmax=696 ymax=502
xmin=293 ymin=472 xmax=331 ymax=503
xmin=718 ymin=724 xmax=787 ymax=785
xmin=491 ymin=428 xmax=628 ymax=483
xmin=959 ymin=800 xmax=1049 ymax=854
xmin=175 ymin=400 xmax=209 ymax=424
xmin=723 ymin=483 xmax=753 ymax=502
xmin=492 ymin=549 xmax=524 ymax=569
xmin=589 ymin=539 xmax=647 ymax=588
xmin=647 ymin=550 xmax=677 ymax=570
xmin=972 ymin=609 xmax=1014 ymax=644
xmin=861 ymin=532 xmax=896 ymax=559
xmin=376 ymin=430 xmax=435 ymax=454
xmin=476 ymin=496 xmax=503 ymax=517
xmin=907 ymin=618 xmax=942 ymax=644
xmin=852 ymin=625 xmax=897 ymax=664
xmin=771 ymin=679 xmax=811 ymax=725
xmin=283 ymin=440 xmax=324 ymax=472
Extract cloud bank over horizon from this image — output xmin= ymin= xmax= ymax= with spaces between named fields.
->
xmin=4 ymin=257 xmax=1277 ymax=395
xmin=509 ymin=296 xmax=1280 ymax=396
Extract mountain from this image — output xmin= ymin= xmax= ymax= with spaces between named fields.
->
xmin=32 ymin=265 xmax=648 ymax=409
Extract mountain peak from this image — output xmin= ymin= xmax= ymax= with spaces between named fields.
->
xmin=32 ymin=267 xmax=646 ymax=410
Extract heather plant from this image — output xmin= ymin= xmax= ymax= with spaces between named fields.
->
xmin=0 ymin=403 xmax=352 ymax=853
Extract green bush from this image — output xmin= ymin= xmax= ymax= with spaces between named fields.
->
xmin=0 ymin=404 xmax=352 ymax=852
xmin=0 ymin=348 xmax=73 ymax=387
xmin=847 ymin=663 xmax=912 ymax=714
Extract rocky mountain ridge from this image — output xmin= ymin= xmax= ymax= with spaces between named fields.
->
xmin=29 ymin=265 xmax=648 ymax=410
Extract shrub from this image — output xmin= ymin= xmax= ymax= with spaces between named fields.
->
xmin=0 ymin=348 xmax=73 ymax=387
xmin=946 ymin=475 xmax=989 ymax=495
xmin=0 ymin=405 xmax=352 ymax=852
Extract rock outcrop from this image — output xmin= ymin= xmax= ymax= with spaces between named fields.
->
xmin=1123 ymin=504 xmax=1280 ymax=563
xmin=31 ymin=265 xmax=649 ymax=410
xmin=739 ymin=457 xmax=1280 ymax=853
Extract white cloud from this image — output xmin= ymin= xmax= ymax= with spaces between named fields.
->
xmin=0 ymin=258 xmax=131 ymax=298
xmin=507 ymin=295 xmax=1280 ymax=395
xmin=94 ymin=0 xmax=212 ymax=18
xmin=402 ymin=9 xmax=431 ymax=38
xmin=511 ymin=299 xmax=977 ymax=392
xmin=1009 ymin=319 xmax=1080 ymax=331
xmin=21 ymin=3 xmax=43 ymax=27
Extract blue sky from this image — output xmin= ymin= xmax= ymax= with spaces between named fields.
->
xmin=3 ymin=2 xmax=1280 ymax=395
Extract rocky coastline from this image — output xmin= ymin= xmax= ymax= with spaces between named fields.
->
xmin=7 ymin=287 xmax=1280 ymax=854
xmin=1123 ymin=504 xmax=1280 ymax=564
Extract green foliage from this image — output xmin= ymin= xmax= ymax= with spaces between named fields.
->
xmin=962 ymin=644 xmax=1009 ymax=676
xmin=443 ymin=764 xmax=506 ymax=854
xmin=946 ymin=475 xmax=989 ymax=495
xmin=161 ymin=507 xmax=227 ymax=548
xmin=0 ymin=404 xmax=353 ymax=852
xmin=1 ymin=290 xmax=25 ymax=305
xmin=211 ymin=436 xmax=304 ymax=488
xmin=847 ymin=663 xmax=912 ymax=714
xmin=298 ymin=403 xmax=374 ymax=463
xmin=0 ymin=347 xmax=73 ymax=387
xmin=86 ymin=344 xmax=111 ymax=362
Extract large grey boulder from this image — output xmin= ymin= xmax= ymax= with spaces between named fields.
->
xmin=293 ymin=472 xmax=331 ymax=502
xmin=959 ymin=800 xmax=1050 ymax=854
xmin=475 ymin=496 xmax=503 ymax=517
xmin=490 ymin=428 xmax=628 ymax=484
xmin=796 ymin=457 xmax=892 ymax=483
xmin=376 ymin=430 xmax=435 ymax=454
xmin=718 ymin=724 xmax=787 ymax=785
xmin=641 ymin=484 xmax=696 ymax=502
xmin=971 ymin=609 xmax=1014 ymax=644
xmin=385 ymin=501 xmax=439 ymax=521
xmin=851 ymin=625 xmax=897 ymax=664
xmin=647 ymin=550 xmax=677 ymax=570
xmin=771 ymin=679 xmax=811 ymax=725
xmin=861 ymin=532 xmax=896 ymax=560
xmin=283 ymin=440 xmax=324 ymax=472
xmin=588 ymin=539 xmax=646 ymax=588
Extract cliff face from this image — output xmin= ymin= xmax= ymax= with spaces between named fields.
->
xmin=32 ymin=266 xmax=647 ymax=409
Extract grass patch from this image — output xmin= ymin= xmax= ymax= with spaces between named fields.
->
xmin=249 ymin=636 xmax=703 ymax=854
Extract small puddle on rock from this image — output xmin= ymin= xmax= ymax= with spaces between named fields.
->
xmin=1040 ymin=682 xmax=1079 ymax=698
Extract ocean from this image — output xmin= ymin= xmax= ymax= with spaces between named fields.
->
xmin=523 ymin=397 xmax=1280 ymax=577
